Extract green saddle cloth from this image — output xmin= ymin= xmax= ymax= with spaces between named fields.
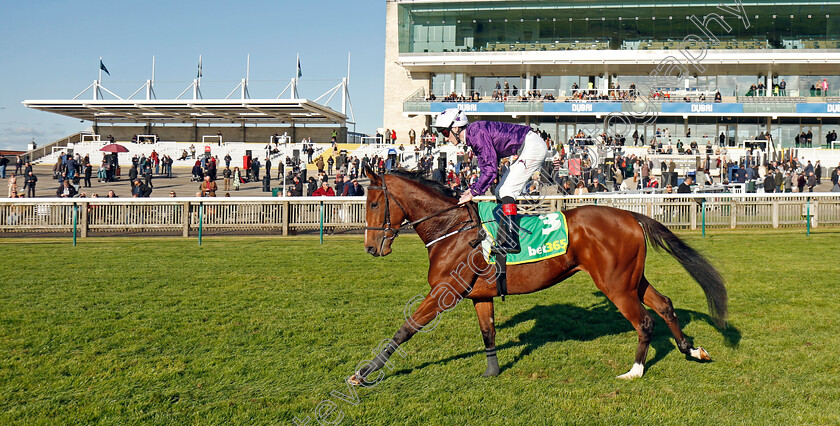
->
xmin=478 ymin=202 xmax=569 ymax=265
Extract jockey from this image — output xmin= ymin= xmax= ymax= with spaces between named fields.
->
xmin=433 ymin=108 xmax=548 ymax=254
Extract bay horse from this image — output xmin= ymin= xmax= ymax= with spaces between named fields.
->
xmin=349 ymin=167 xmax=727 ymax=385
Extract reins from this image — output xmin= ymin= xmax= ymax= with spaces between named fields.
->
xmin=365 ymin=175 xmax=479 ymax=248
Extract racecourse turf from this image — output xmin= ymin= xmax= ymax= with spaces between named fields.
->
xmin=1 ymin=231 xmax=839 ymax=425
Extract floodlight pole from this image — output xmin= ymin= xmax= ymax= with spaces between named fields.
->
xmin=343 ymin=53 xmax=350 ymax=116
xmin=293 ymin=53 xmax=300 ymax=99
xmin=195 ymin=54 xmax=202 ymax=100
xmin=147 ymin=56 xmax=156 ymax=100
xmin=243 ymin=54 xmax=250 ymax=99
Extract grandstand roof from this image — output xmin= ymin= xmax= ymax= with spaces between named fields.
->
xmin=22 ymin=99 xmax=348 ymax=125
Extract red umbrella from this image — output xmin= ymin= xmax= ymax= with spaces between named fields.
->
xmin=100 ymin=143 xmax=129 ymax=153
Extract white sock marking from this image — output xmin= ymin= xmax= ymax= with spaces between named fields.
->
xmin=617 ymin=362 xmax=645 ymax=379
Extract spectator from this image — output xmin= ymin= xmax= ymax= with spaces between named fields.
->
xmin=107 ymin=190 xmax=118 ymax=198
xmin=677 ymin=176 xmax=693 ymax=193
xmin=312 ymin=181 xmax=335 ymax=196
xmin=588 ymin=178 xmax=608 ymax=193
xmin=0 ymin=154 xmax=7 ymax=179
xmin=131 ymin=179 xmax=151 ymax=197
xmin=8 ymin=173 xmax=18 ymax=198
xmin=192 ymin=161 xmax=203 ymax=181
xmin=83 ymin=163 xmax=93 ymax=188
xmin=291 ymin=176 xmax=303 ymax=196
xmin=128 ymin=165 xmax=138 ymax=187
xmin=24 ymin=171 xmax=37 ymax=198
xmin=56 ymin=180 xmax=77 ymax=198
xmin=573 ymin=181 xmax=589 ymax=195
xmin=233 ymin=167 xmax=241 ymax=191
xmin=144 ymin=166 xmax=154 ymax=189
xmin=815 ymin=160 xmax=822 ymax=184
xmin=200 ymin=175 xmax=218 ymax=197
xmin=339 ymin=176 xmax=352 ymax=196
xmin=640 ymin=161 xmax=650 ymax=188
xmin=763 ymin=172 xmax=775 ymax=193
xmin=223 ymin=167 xmax=232 ymax=191
xmin=252 ymin=158 xmax=261 ymax=181
xmin=558 ymin=179 xmax=573 ymax=196
xmin=306 ymin=177 xmax=318 ymax=196
xmin=346 ymin=179 xmax=365 ymax=196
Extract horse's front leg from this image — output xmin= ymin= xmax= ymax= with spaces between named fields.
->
xmin=473 ymin=298 xmax=499 ymax=377
xmin=348 ymin=293 xmax=446 ymax=386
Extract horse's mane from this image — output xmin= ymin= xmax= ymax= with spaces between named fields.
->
xmin=387 ymin=169 xmax=458 ymax=200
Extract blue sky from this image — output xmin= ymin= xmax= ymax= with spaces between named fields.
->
xmin=0 ymin=0 xmax=385 ymax=150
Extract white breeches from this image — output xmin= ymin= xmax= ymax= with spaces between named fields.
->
xmin=496 ymin=132 xmax=548 ymax=199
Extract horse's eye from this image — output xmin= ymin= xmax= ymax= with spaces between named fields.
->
xmin=371 ymin=202 xmax=378 ymax=208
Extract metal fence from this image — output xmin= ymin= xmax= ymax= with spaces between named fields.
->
xmin=1 ymin=194 xmax=838 ymax=237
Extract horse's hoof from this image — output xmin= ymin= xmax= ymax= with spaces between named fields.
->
xmin=482 ymin=370 xmax=499 ymax=378
xmin=690 ymin=347 xmax=712 ymax=361
xmin=347 ymin=374 xmax=363 ymax=386
xmin=616 ymin=363 xmax=644 ymax=380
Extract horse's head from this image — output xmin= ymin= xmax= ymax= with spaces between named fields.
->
xmin=363 ymin=165 xmax=408 ymax=257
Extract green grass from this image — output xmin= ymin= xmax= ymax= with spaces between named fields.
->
xmin=1 ymin=231 xmax=839 ymax=425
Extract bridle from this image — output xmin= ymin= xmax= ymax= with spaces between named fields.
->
xmin=364 ymin=175 xmax=478 ymax=252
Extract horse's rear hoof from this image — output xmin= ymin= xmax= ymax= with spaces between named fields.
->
xmin=347 ymin=374 xmax=363 ymax=386
xmin=690 ymin=347 xmax=712 ymax=361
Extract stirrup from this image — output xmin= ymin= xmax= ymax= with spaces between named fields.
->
xmin=490 ymin=242 xmax=519 ymax=255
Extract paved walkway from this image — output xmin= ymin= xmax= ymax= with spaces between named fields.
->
xmin=5 ymin=165 xmax=838 ymax=198
xmin=9 ymin=165 xmax=310 ymax=198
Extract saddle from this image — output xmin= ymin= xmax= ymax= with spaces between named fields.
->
xmin=477 ymin=202 xmax=569 ymax=300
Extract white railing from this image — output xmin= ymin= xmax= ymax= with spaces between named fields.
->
xmin=1 ymin=193 xmax=838 ymax=237
xmin=81 ymin=134 xmax=101 ymax=143
xmin=136 ymin=134 xmax=158 ymax=144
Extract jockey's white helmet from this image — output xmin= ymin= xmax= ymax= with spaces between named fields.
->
xmin=433 ymin=108 xmax=469 ymax=130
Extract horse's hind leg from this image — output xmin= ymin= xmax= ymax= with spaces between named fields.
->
xmin=589 ymin=263 xmax=654 ymax=380
xmin=609 ymin=292 xmax=655 ymax=380
xmin=639 ymin=275 xmax=711 ymax=361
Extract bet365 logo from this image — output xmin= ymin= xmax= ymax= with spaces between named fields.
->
xmin=527 ymin=240 xmax=567 ymax=256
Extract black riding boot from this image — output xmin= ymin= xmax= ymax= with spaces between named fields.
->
xmin=490 ymin=199 xmax=520 ymax=255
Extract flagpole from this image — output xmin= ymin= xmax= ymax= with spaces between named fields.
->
xmin=98 ymin=56 xmax=102 ymax=83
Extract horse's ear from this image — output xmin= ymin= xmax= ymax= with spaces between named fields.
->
xmin=364 ymin=163 xmax=379 ymax=183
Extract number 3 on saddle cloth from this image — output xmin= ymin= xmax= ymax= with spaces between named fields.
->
xmin=478 ymin=202 xmax=569 ymax=265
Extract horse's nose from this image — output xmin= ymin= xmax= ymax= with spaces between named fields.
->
xmin=366 ymin=246 xmax=377 ymax=256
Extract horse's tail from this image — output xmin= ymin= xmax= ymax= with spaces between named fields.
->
xmin=629 ymin=211 xmax=728 ymax=328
